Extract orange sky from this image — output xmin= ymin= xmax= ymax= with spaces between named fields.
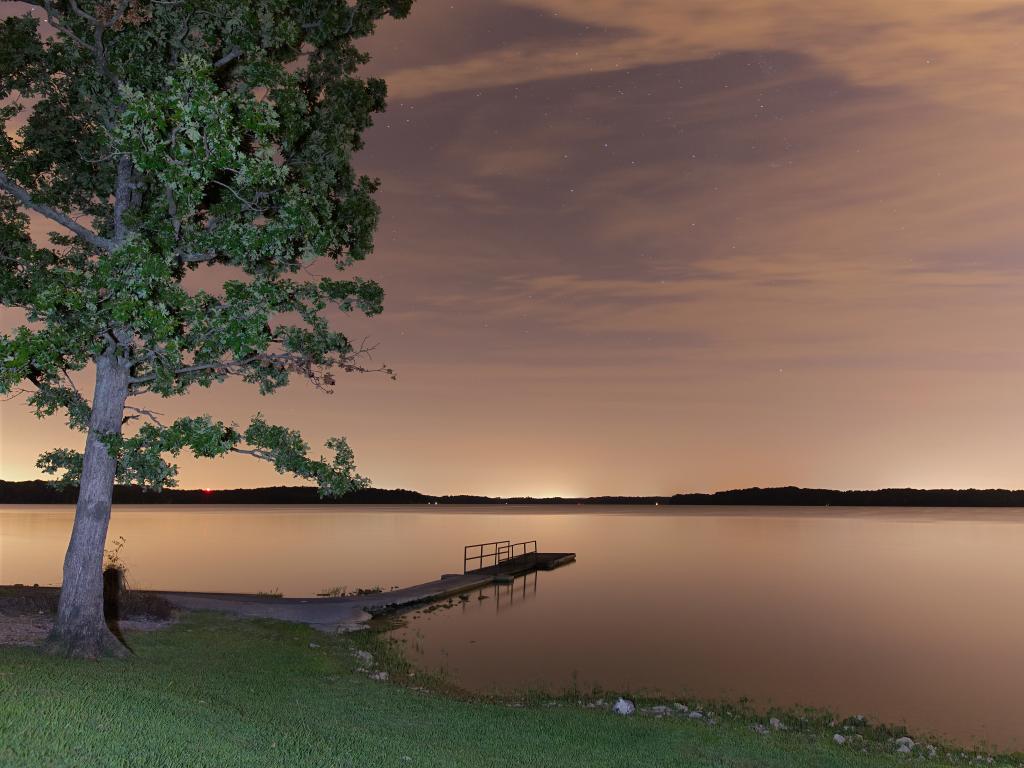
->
xmin=5 ymin=0 xmax=1024 ymax=496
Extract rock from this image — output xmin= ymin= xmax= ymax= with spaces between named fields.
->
xmin=369 ymin=670 xmax=389 ymax=682
xmin=769 ymin=717 xmax=785 ymax=730
xmin=612 ymin=698 xmax=635 ymax=716
xmin=895 ymin=736 xmax=914 ymax=753
xmin=308 ymin=642 xmax=320 ymax=649
xmin=352 ymin=649 xmax=374 ymax=667
xmin=673 ymin=702 xmax=688 ymax=712
xmin=644 ymin=705 xmax=673 ymax=717
xmin=688 ymin=711 xmax=703 ymax=720
xmin=834 ymin=734 xmax=847 ymax=745
xmin=751 ymin=723 xmax=769 ymax=735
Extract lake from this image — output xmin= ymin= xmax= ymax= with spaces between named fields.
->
xmin=2 ymin=504 xmax=1023 ymax=748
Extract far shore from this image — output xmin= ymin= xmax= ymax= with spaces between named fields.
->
xmin=12 ymin=478 xmax=1024 ymax=508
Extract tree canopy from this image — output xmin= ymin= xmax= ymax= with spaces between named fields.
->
xmin=0 ymin=0 xmax=409 ymax=495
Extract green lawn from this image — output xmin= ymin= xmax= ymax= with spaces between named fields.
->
xmin=0 ymin=614 xmax=1006 ymax=767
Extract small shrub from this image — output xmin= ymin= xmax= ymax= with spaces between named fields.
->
xmin=104 ymin=536 xmax=127 ymax=573
xmin=319 ymin=586 xmax=348 ymax=597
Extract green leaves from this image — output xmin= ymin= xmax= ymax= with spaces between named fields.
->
xmin=116 ymin=54 xmax=284 ymax=227
xmin=243 ymin=415 xmax=364 ymax=497
xmin=36 ymin=448 xmax=84 ymax=489
xmin=88 ymin=414 xmax=365 ymax=496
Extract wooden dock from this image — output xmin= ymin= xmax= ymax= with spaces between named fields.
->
xmin=466 ymin=551 xmax=576 ymax=583
xmin=159 ymin=540 xmax=575 ymax=632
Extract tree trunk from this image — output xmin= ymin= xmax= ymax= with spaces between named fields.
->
xmin=46 ymin=351 xmax=131 ymax=658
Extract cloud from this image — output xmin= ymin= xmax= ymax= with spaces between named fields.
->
xmin=374 ymin=0 xmax=1024 ymax=124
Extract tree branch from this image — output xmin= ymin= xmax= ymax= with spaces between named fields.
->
xmin=229 ymin=446 xmax=274 ymax=461
xmin=177 ymin=250 xmax=219 ymax=264
xmin=0 ymin=171 xmax=115 ymax=251
xmin=213 ymin=47 xmax=241 ymax=68
xmin=123 ymin=404 xmax=166 ymax=427
xmin=38 ymin=0 xmax=97 ymax=53
xmin=112 ymin=155 xmax=133 ymax=244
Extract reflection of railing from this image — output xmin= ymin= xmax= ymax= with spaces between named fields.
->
xmin=495 ymin=571 xmax=538 ymax=613
xmin=463 ymin=539 xmax=538 ymax=573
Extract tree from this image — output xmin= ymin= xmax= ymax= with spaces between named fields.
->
xmin=0 ymin=0 xmax=410 ymax=658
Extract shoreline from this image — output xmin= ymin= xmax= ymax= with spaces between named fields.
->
xmin=4 ymin=582 xmax=1020 ymax=758
xmin=359 ymin=613 xmax=1013 ymax=761
xmin=3 ymin=583 xmax=1021 ymax=762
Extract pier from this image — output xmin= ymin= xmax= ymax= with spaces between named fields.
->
xmin=160 ymin=539 xmax=575 ymax=632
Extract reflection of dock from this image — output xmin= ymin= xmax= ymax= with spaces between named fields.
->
xmin=459 ymin=571 xmax=539 ymax=614
xmin=159 ymin=539 xmax=574 ymax=632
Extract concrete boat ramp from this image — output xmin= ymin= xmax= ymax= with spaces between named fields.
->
xmin=159 ymin=547 xmax=575 ymax=633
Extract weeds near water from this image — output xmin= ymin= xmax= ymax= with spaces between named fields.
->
xmin=317 ymin=584 xmax=393 ymax=597
xmin=318 ymin=585 xmax=348 ymax=597
xmin=256 ymin=589 xmax=283 ymax=598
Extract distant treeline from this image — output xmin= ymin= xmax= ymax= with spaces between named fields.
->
xmin=5 ymin=480 xmax=1024 ymax=507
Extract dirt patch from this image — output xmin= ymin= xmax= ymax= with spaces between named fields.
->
xmin=119 ymin=618 xmax=175 ymax=633
xmin=0 ymin=585 xmax=177 ymax=646
xmin=0 ymin=585 xmax=60 ymax=616
xmin=0 ymin=615 xmax=53 ymax=646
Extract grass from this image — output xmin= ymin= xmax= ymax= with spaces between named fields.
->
xmin=0 ymin=613 xmax=1016 ymax=768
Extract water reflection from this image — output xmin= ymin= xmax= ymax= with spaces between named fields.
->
xmin=495 ymin=571 xmax=538 ymax=613
xmin=457 ymin=571 xmax=539 ymax=615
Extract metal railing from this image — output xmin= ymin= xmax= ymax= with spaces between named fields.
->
xmin=464 ymin=540 xmax=510 ymax=574
xmin=497 ymin=540 xmax=537 ymax=563
xmin=463 ymin=539 xmax=538 ymax=573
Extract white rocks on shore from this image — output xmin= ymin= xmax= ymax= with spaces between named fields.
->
xmin=642 ymin=705 xmax=673 ymax=718
xmin=895 ymin=736 xmax=915 ymax=753
xmin=833 ymin=734 xmax=846 ymax=745
xmin=612 ymin=698 xmax=636 ymax=716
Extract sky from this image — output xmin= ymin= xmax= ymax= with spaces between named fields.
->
xmin=4 ymin=1 xmax=1024 ymax=496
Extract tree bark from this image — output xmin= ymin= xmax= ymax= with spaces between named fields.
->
xmin=46 ymin=350 xmax=131 ymax=658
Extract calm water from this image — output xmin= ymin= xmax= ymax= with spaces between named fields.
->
xmin=2 ymin=504 xmax=1024 ymax=748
